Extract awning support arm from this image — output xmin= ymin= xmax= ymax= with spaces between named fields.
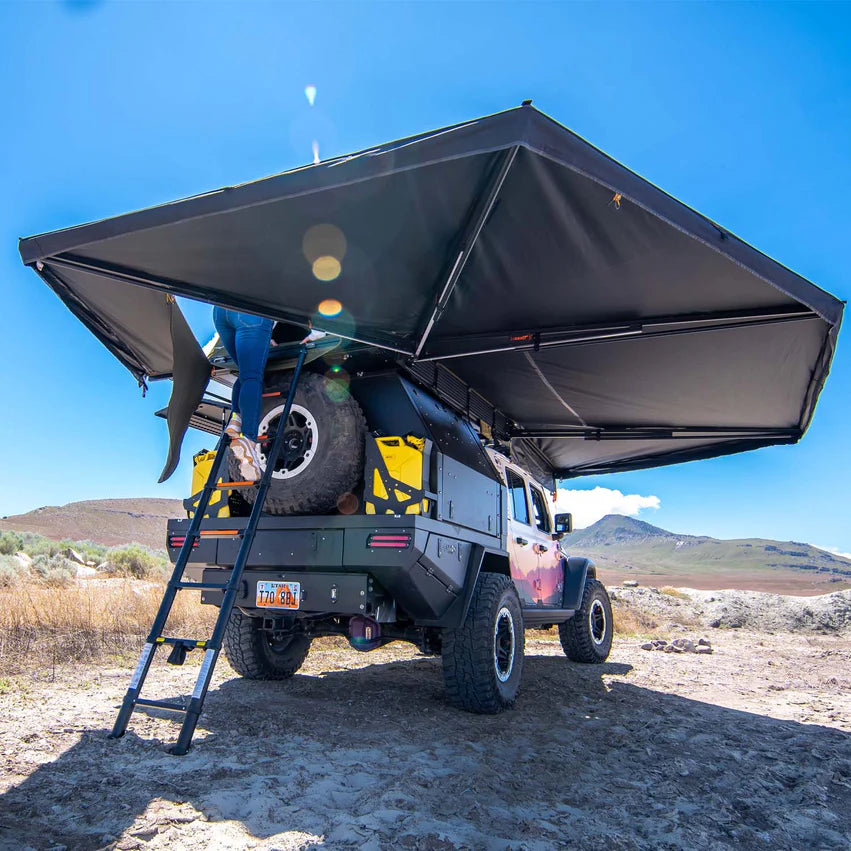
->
xmin=514 ymin=425 xmax=802 ymax=440
xmin=413 ymin=145 xmax=519 ymax=357
xmin=418 ymin=306 xmax=819 ymax=361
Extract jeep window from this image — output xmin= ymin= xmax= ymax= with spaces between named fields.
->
xmin=530 ymin=486 xmax=551 ymax=533
xmin=506 ymin=470 xmax=529 ymax=525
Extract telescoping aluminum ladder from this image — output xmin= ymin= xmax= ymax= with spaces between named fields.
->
xmin=109 ymin=346 xmax=308 ymax=755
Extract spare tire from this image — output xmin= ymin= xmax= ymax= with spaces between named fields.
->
xmin=229 ymin=371 xmax=366 ymax=515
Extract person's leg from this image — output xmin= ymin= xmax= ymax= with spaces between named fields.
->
xmin=213 ymin=307 xmax=242 ymax=432
xmin=233 ymin=314 xmax=274 ymax=441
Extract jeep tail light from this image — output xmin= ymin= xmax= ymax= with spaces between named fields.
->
xmin=168 ymin=534 xmax=199 ymax=549
xmin=367 ymin=533 xmax=412 ymax=549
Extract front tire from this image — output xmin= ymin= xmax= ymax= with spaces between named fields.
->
xmin=223 ymin=609 xmax=311 ymax=679
xmin=558 ymin=578 xmax=613 ymax=663
xmin=442 ymin=573 xmax=525 ymax=713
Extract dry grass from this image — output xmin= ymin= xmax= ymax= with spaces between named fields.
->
xmin=611 ymin=599 xmax=660 ymax=636
xmin=0 ymin=580 xmax=217 ymax=676
xmin=659 ymin=586 xmax=691 ymax=599
xmin=0 ymin=578 xmax=693 ymax=676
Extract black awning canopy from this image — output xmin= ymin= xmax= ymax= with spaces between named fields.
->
xmin=19 ymin=104 xmax=843 ymax=481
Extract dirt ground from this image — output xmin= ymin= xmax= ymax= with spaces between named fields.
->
xmin=596 ymin=567 xmax=851 ymax=595
xmin=1 ymin=625 xmax=849 ymax=851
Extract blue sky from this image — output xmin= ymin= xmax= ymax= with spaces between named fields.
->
xmin=1 ymin=1 xmax=848 ymax=551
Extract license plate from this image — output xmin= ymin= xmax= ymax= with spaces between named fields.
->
xmin=256 ymin=581 xmax=301 ymax=609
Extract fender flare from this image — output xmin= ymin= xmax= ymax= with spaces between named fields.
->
xmin=561 ymin=556 xmax=596 ymax=611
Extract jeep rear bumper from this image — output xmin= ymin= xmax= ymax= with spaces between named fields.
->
xmin=166 ymin=514 xmax=501 ymax=627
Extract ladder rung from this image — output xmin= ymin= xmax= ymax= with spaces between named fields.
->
xmin=216 ymin=481 xmax=256 ymax=488
xmin=156 ymin=637 xmax=208 ymax=648
xmin=173 ymin=581 xmax=229 ymax=590
xmin=136 ymin=698 xmax=188 ymax=713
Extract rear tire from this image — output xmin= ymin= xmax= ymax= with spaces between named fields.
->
xmin=558 ymin=578 xmax=613 ymax=663
xmin=223 ymin=609 xmax=311 ymax=679
xmin=442 ymin=573 xmax=524 ymax=713
xmin=229 ymin=371 xmax=367 ymax=515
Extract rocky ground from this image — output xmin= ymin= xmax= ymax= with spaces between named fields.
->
xmin=0 ymin=588 xmax=850 ymax=851
xmin=611 ymin=585 xmax=851 ymax=633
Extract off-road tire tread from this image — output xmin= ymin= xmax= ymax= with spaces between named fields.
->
xmin=228 ymin=371 xmax=367 ymax=515
xmin=223 ymin=608 xmax=311 ymax=680
xmin=558 ymin=578 xmax=613 ymax=664
xmin=442 ymin=573 xmax=524 ymax=714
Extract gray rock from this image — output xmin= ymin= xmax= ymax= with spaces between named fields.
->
xmin=640 ymin=643 xmax=654 ymax=651
xmin=65 ymin=547 xmax=87 ymax=566
xmin=695 ymin=645 xmax=713 ymax=654
xmin=12 ymin=552 xmax=32 ymax=570
xmin=697 ymin=637 xmax=711 ymax=647
xmin=623 ymin=580 xmax=639 ymax=587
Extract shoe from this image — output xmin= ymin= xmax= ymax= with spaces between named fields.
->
xmin=225 ymin=413 xmax=242 ymax=439
xmin=230 ymin=437 xmax=262 ymax=481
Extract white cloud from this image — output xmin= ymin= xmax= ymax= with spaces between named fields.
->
xmin=815 ymin=545 xmax=851 ymax=560
xmin=556 ymin=486 xmax=660 ymax=529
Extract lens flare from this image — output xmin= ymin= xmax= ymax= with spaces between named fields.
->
xmin=313 ymin=305 xmax=356 ymax=341
xmin=305 ymin=85 xmax=317 ymax=106
xmin=323 ymin=366 xmax=350 ymax=403
xmin=337 ymin=491 xmax=359 ymax=515
xmin=312 ymin=140 xmax=320 ymax=164
xmin=303 ymin=224 xmax=347 ymax=264
xmin=318 ymin=297 xmax=343 ymax=316
xmin=313 ymin=258 xmax=341 ymax=282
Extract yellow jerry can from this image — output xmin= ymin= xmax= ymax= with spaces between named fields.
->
xmin=187 ymin=449 xmax=230 ymax=518
xmin=365 ymin=435 xmax=430 ymax=515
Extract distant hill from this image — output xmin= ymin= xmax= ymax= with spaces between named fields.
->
xmin=2 ymin=500 xmax=848 ymax=594
xmin=0 ymin=498 xmax=184 ymax=551
xmin=568 ymin=515 xmax=851 ymax=594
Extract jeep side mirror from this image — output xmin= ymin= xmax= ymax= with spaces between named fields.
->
xmin=553 ymin=512 xmax=573 ymax=538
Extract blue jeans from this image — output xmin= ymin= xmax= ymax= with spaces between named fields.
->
xmin=212 ymin=307 xmax=274 ymax=441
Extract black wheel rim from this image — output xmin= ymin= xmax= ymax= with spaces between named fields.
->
xmin=257 ymin=403 xmax=318 ymax=479
xmin=589 ymin=599 xmax=607 ymax=645
xmin=493 ymin=606 xmax=516 ymax=682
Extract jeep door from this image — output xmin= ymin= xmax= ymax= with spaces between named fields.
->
xmin=505 ymin=467 xmax=539 ymax=606
xmin=526 ymin=483 xmax=563 ymax=606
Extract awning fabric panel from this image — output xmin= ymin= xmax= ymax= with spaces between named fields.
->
xmin=40 ymin=263 xmax=174 ymax=379
xmin=19 ymin=105 xmax=843 ymax=481
xmin=439 ymin=148 xmax=809 ymax=336
xmin=450 ymin=319 xmax=826 ymax=431
xmin=66 ymin=155 xmax=494 ymax=343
